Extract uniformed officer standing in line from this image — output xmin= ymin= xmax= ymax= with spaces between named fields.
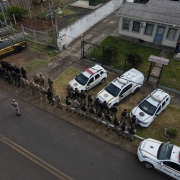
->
xmin=74 ymin=88 xmax=80 ymax=102
xmin=65 ymin=96 xmax=72 ymax=112
xmin=33 ymin=73 xmax=39 ymax=84
xmin=101 ymin=101 xmax=108 ymax=115
xmin=48 ymin=77 xmax=54 ymax=91
xmin=111 ymin=104 xmax=119 ymax=118
xmin=87 ymin=94 xmax=93 ymax=107
xmin=130 ymin=115 xmax=137 ymax=127
xmin=126 ymin=125 xmax=136 ymax=142
xmin=39 ymin=74 xmax=45 ymax=87
xmin=113 ymin=117 xmax=119 ymax=133
xmin=80 ymin=103 xmax=88 ymax=118
xmin=95 ymin=98 xmax=101 ymax=111
xmin=80 ymin=90 xmax=86 ymax=105
xmin=55 ymin=94 xmax=62 ymax=109
xmin=119 ymin=122 xmax=127 ymax=139
xmin=88 ymin=105 xmax=96 ymax=121
xmin=96 ymin=110 xmax=104 ymax=124
xmin=106 ymin=111 xmax=112 ymax=130
xmin=47 ymin=88 xmax=54 ymax=106
xmin=74 ymin=99 xmax=80 ymax=114
xmin=121 ymin=109 xmax=128 ymax=123
xmin=21 ymin=67 xmax=27 ymax=79
xmin=11 ymin=99 xmax=21 ymax=116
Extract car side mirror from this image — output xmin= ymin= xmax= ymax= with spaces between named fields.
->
xmin=160 ymin=162 xmax=163 ymax=166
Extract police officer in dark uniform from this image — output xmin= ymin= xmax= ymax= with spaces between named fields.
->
xmin=111 ymin=104 xmax=119 ymax=118
xmin=21 ymin=67 xmax=27 ymax=79
xmin=113 ymin=117 xmax=119 ymax=133
xmin=74 ymin=88 xmax=80 ymax=102
xmin=80 ymin=90 xmax=86 ymax=105
xmin=96 ymin=110 xmax=104 ymax=124
xmin=127 ymin=125 xmax=136 ymax=142
xmin=121 ymin=109 xmax=128 ymax=123
xmin=47 ymin=88 xmax=54 ymax=106
xmin=130 ymin=115 xmax=137 ymax=127
xmin=106 ymin=111 xmax=112 ymax=130
xmin=101 ymin=101 xmax=108 ymax=115
xmin=119 ymin=122 xmax=127 ymax=138
xmin=81 ymin=103 xmax=88 ymax=118
xmin=95 ymin=98 xmax=101 ymax=111
xmin=87 ymin=94 xmax=93 ymax=107
xmin=88 ymin=105 xmax=96 ymax=121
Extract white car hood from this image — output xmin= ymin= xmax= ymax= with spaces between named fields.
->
xmin=132 ymin=106 xmax=153 ymax=122
xmin=69 ymin=79 xmax=85 ymax=91
xmin=140 ymin=139 xmax=161 ymax=158
xmin=97 ymin=89 xmax=114 ymax=103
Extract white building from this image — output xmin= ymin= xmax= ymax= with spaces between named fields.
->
xmin=118 ymin=0 xmax=180 ymax=48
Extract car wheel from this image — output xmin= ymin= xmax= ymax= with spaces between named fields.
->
xmin=100 ymin=78 xmax=105 ymax=84
xmin=133 ymin=87 xmax=139 ymax=95
xmin=143 ymin=162 xmax=154 ymax=169
xmin=15 ymin=46 xmax=23 ymax=53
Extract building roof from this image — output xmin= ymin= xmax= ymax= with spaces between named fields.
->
xmin=118 ymin=0 xmax=180 ymax=27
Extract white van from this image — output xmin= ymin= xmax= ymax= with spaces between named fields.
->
xmin=96 ymin=68 xmax=144 ymax=108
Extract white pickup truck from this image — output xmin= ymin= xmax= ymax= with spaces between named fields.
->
xmin=96 ymin=68 xmax=144 ymax=108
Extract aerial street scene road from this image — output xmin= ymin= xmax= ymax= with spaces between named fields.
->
xmin=0 ymin=0 xmax=180 ymax=179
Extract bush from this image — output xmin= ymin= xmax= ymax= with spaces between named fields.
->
xmin=167 ymin=128 xmax=178 ymax=138
xmin=0 ymin=12 xmax=4 ymax=21
xmin=7 ymin=6 xmax=26 ymax=21
xmin=127 ymin=52 xmax=143 ymax=68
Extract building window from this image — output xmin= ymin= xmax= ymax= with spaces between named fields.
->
xmin=166 ymin=28 xmax=177 ymax=40
xmin=132 ymin=21 xmax=140 ymax=32
xmin=145 ymin=24 xmax=154 ymax=35
xmin=122 ymin=19 xmax=130 ymax=30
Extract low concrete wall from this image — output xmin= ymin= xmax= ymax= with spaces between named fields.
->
xmin=58 ymin=0 xmax=123 ymax=47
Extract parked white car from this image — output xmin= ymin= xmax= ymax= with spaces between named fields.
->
xmin=96 ymin=68 xmax=144 ymax=108
xmin=130 ymin=89 xmax=170 ymax=127
xmin=137 ymin=138 xmax=180 ymax=180
xmin=68 ymin=64 xmax=107 ymax=91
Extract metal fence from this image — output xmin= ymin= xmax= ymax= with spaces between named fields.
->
xmin=21 ymin=25 xmax=55 ymax=47
xmin=81 ymin=40 xmax=180 ymax=91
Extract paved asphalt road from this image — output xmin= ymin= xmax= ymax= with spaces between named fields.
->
xmin=0 ymin=88 xmax=169 ymax=180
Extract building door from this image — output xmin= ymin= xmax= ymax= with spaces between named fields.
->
xmin=154 ymin=26 xmax=165 ymax=44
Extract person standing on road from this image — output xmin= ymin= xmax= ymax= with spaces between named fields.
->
xmin=11 ymin=99 xmax=21 ymax=116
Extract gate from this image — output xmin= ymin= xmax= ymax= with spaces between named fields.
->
xmin=21 ymin=25 xmax=55 ymax=47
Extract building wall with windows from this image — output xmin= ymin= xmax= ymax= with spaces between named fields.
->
xmin=118 ymin=17 xmax=180 ymax=48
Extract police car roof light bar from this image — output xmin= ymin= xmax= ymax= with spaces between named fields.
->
xmin=86 ymin=68 xmax=94 ymax=75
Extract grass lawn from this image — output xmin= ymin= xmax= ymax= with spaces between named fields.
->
xmin=87 ymin=36 xmax=180 ymax=90
xmin=136 ymin=105 xmax=180 ymax=146
xmin=26 ymin=41 xmax=60 ymax=73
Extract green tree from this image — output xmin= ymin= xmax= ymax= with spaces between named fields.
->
xmin=0 ymin=12 xmax=4 ymax=21
xmin=7 ymin=6 xmax=26 ymax=21
xmin=127 ymin=52 xmax=143 ymax=68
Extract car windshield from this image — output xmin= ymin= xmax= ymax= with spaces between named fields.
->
xmin=138 ymin=100 xmax=157 ymax=116
xmin=105 ymin=83 xmax=121 ymax=97
xmin=75 ymin=73 xmax=88 ymax=85
xmin=157 ymin=143 xmax=173 ymax=160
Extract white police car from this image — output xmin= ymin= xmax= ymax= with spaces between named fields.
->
xmin=138 ymin=138 xmax=180 ymax=180
xmin=96 ymin=68 xmax=144 ymax=108
xmin=68 ymin=64 xmax=107 ymax=91
xmin=130 ymin=89 xmax=170 ymax=127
